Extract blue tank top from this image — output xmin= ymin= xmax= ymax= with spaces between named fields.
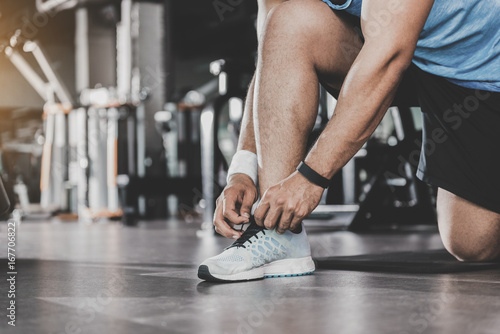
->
xmin=321 ymin=0 xmax=500 ymax=92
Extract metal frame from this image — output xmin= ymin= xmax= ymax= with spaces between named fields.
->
xmin=36 ymin=0 xmax=78 ymax=14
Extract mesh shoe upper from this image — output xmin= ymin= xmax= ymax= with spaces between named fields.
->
xmin=200 ymin=219 xmax=312 ymax=276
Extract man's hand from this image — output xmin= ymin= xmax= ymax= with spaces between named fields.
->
xmin=213 ymin=174 xmax=258 ymax=239
xmin=254 ymin=171 xmax=324 ymax=234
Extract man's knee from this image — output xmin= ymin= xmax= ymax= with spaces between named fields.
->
xmin=437 ymin=189 xmax=500 ymax=262
xmin=444 ymin=238 xmax=500 ymax=262
xmin=440 ymin=218 xmax=500 ymax=262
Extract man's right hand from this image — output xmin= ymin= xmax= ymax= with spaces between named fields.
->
xmin=213 ymin=173 xmax=258 ymax=239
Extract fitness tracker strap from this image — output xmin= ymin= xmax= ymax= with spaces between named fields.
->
xmin=297 ymin=161 xmax=331 ymax=189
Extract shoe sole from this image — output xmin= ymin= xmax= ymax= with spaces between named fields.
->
xmin=198 ymin=256 xmax=315 ymax=282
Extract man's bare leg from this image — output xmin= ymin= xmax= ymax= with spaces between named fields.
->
xmin=254 ymin=0 xmax=362 ymax=210
xmin=214 ymin=1 xmax=290 ymax=239
xmin=437 ymin=189 xmax=500 ymax=261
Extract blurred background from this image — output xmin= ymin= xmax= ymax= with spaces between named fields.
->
xmin=0 ymin=0 xmax=259 ymax=225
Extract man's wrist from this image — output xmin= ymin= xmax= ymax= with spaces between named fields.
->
xmin=227 ymin=150 xmax=258 ymax=185
xmin=228 ymin=173 xmax=253 ymax=184
xmin=296 ymin=161 xmax=331 ymax=189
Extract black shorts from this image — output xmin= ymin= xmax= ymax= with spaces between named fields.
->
xmin=407 ymin=66 xmax=500 ymax=214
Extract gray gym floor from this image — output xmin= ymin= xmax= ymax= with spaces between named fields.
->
xmin=1 ymin=219 xmax=499 ymax=334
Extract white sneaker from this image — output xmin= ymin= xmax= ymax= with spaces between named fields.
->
xmin=198 ymin=218 xmax=315 ymax=282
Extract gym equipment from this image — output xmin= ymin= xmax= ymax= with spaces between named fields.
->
xmin=2 ymin=0 xmax=169 ymax=222
xmin=40 ymin=103 xmax=71 ymax=211
xmin=2 ymin=32 xmax=74 ymax=213
xmin=36 ymin=0 xmax=77 ymax=14
xmin=0 ymin=106 xmax=45 ymax=217
xmin=117 ymin=100 xmax=204 ymax=226
xmin=0 ymin=176 xmax=10 ymax=217
xmin=310 ymin=105 xmax=436 ymax=231
xmin=346 ymin=107 xmax=436 ymax=231
xmin=315 ymin=250 xmax=500 ymax=274
xmin=200 ymin=57 xmax=255 ymax=229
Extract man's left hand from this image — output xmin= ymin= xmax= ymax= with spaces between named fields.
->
xmin=254 ymin=171 xmax=324 ymax=234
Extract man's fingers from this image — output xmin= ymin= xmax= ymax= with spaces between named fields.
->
xmin=214 ymin=202 xmax=242 ymax=239
xmin=264 ymin=205 xmax=282 ymax=230
xmin=223 ymin=194 xmax=249 ymax=225
xmin=277 ymin=209 xmax=293 ymax=234
xmin=214 ymin=219 xmax=243 ymax=239
xmin=289 ymin=209 xmax=306 ymax=232
xmin=254 ymin=200 xmax=270 ymax=227
xmin=239 ymin=191 xmax=256 ymax=219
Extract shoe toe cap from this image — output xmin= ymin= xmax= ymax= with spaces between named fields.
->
xmin=198 ymin=257 xmax=248 ymax=276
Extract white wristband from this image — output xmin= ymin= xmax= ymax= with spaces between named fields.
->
xmin=227 ymin=150 xmax=258 ymax=185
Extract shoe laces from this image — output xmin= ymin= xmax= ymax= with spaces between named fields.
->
xmin=226 ymin=218 xmax=266 ymax=249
